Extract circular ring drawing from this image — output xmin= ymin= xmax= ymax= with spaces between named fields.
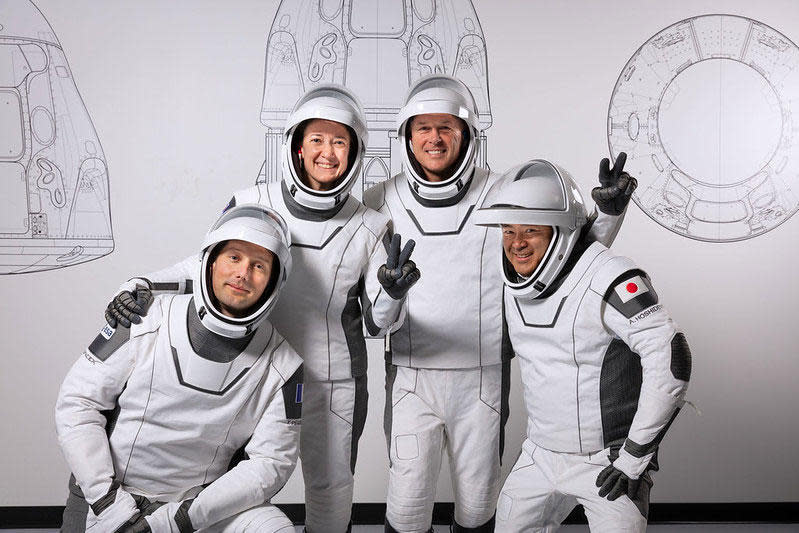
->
xmin=608 ymin=14 xmax=799 ymax=242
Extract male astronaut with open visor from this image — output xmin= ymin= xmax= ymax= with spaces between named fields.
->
xmin=103 ymin=85 xmax=419 ymax=533
xmin=55 ymin=204 xmax=303 ymax=532
xmin=363 ymin=74 xmax=634 ymax=533
xmin=474 ymin=161 xmax=692 ymax=532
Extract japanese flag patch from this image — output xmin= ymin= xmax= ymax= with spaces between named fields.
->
xmin=604 ymin=271 xmax=659 ymax=319
xmin=614 ymin=275 xmax=649 ymax=303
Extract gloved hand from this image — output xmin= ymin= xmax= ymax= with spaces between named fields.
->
xmin=377 ymin=234 xmax=420 ymax=300
xmin=143 ymin=500 xmax=195 ymax=533
xmin=105 ymin=283 xmax=153 ymax=328
xmin=595 ymin=462 xmax=641 ymax=501
xmin=592 ymin=152 xmax=637 ymax=216
xmin=85 ymin=486 xmax=141 ymax=532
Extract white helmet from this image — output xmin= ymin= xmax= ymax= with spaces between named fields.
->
xmin=397 ymin=74 xmax=480 ymax=202
xmin=474 ymin=160 xmax=588 ymax=299
xmin=281 ymin=84 xmax=368 ymax=211
xmin=194 ymin=204 xmax=292 ymax=338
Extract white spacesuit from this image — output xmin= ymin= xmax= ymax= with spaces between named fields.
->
xmin=56 ymin=204 xmax=303 ymax=532
xmin=363 ymin=76 xmax=626 ymax=533
xmin=104 ymin=86 xmax=417 ymax=533
xmin=473 ymin=161 xmax=691 ymax=532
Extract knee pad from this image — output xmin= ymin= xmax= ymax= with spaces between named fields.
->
xmin=454 ymin=489 xmax=498 ymax=528
xmin=452 ymin=513 xmax=495 ymax=532
xmin=304 ymin=486 xmax=353 ymax=533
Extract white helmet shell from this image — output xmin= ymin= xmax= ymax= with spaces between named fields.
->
xmin=194 ymin=204 xmax=292 ymax=338
xmin=474 ymin=160 xmax=588 ymax=299
xmin=281 ymin=84 xmax=368 ymax=211
xmin=397 ymin=75 xmax=480 ymax=201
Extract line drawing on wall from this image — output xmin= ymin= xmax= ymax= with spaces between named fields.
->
xmin=608 ymin=14 xmax=799 ymax=242
xmin=0 ymin=0 xmax=113 ymax=274
xmin=256 ymin=0 xmax=492 ymax=199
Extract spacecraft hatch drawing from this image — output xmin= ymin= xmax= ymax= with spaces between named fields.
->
xmin=0 ymin=0 xmax=113 ymax=274
xmin=608 ymin=14 xmax=799 ymax=242
xmin=256 ymin=0 xmax=492 ymax=199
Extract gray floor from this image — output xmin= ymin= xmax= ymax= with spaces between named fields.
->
xmin=10 ymin=526 xmax=799 ymax=532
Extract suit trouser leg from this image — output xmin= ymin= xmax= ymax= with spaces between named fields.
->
xmin=203 ymin=504 xmax=294 ymax=533
xmin=446 ymin=364 xmax=506 ymax=530
xmin=385 ymin=365 xmax=445 ymax=533
xmin=301 ymin=377 xmax=367 ymax=533
xmin=496 ymin=442 xmax=577 ymax=533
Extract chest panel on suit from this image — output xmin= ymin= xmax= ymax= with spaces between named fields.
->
xmin=246 ymin=183 xmax=378 ymax=381
xmin=506 ymin=244 xmax=618 ymax=453
xmin=381 ymin=170 xmax=504 ymax=369
xmin=109 ymin=295 xmax=277 ymax=498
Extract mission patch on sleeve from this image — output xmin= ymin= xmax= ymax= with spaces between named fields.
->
xmin=281 ymin=365 xmax=304 ymax=421
xmin=604 ymin=270 xmax=659 ymax=319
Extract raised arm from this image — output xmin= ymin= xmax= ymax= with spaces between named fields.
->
xmin=362 ymin=229 xmax=419 ymax=337
xmin=586 ymin=152 xmax=638 ymax=248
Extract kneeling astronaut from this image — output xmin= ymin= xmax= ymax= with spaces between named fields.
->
xmin=56 ymin=204 xmax=303 ymax=532
xmin=474 ymin=161 xmax=691 ymax=532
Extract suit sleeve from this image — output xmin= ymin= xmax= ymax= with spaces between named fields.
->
xmin=601 ymin=270 xmax=691 ymax=478
xmin=116 ymin=255 xmax=198 ymax=297
xmin=187 ymin=350 xmax=303 ymax=529
xmin=54 ymin=325 xmax=148 ymax=504
xmin=113 ymin=193 xmax=243 ymax=297
xmin=586 ymin=207 xmax=626 ymax=248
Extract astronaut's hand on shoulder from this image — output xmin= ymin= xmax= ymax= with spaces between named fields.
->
xmin=378 ymin=233 xmax=421 ymax=300
xmin=592 ymin=152 xmax=637 ymax=216
xmin=105 ymin=284 xmax=153 ymax=328
xmin=595 ymin=462 xmax=641 ymax=501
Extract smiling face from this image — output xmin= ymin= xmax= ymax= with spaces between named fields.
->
xmin=501 ymin=224 xmax=555 ymax=278
xmin=298 ymin=118 xmax=352 ymax=191
xmin=408 ymin=113 xmax=465 ymax=182
xmin=210 ymin=240 xmax=275 ymax=318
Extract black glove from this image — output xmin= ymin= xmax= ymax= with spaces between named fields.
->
xmin=595 ymin=463 xmax=641 ymax=501
xmin=105 ymin=284 xmax=153 ymax=328
xmin=378 ymin=234 xmax=420 ymax=300
xmin=592 ymin=152 xmax=637 ymax=216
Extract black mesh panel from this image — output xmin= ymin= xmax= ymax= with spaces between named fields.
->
xmin=670 ymin=332 xmax=692 ymax=381
xmin=600 ymin=338 xmax=643 ymax=447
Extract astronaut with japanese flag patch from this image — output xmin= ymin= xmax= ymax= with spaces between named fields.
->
xmin=474 ymin=160 xmax=691 ymax=532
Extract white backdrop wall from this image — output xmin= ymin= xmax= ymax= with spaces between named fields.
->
xmin=1 ymin=0 xmax=798 ymax=507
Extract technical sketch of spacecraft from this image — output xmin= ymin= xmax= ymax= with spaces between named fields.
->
xmin=256 ymin=0 xmax=492 ymax=198
xmin=608 ymin=14 xmax=799 ymax=242
xmin=0 ymin=0 xmax=112 ymax=274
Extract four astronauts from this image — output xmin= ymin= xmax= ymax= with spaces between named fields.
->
xmin=55 ymin=74 xmax=691 ymax=532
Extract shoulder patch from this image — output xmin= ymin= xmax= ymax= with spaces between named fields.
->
xmin=88 ymin=323 xmax=132 ymax=361
xmin=281 ymin=365 xmax=303 ymax=421
xmin=604 ymin=269 xmax=659 ymax=319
